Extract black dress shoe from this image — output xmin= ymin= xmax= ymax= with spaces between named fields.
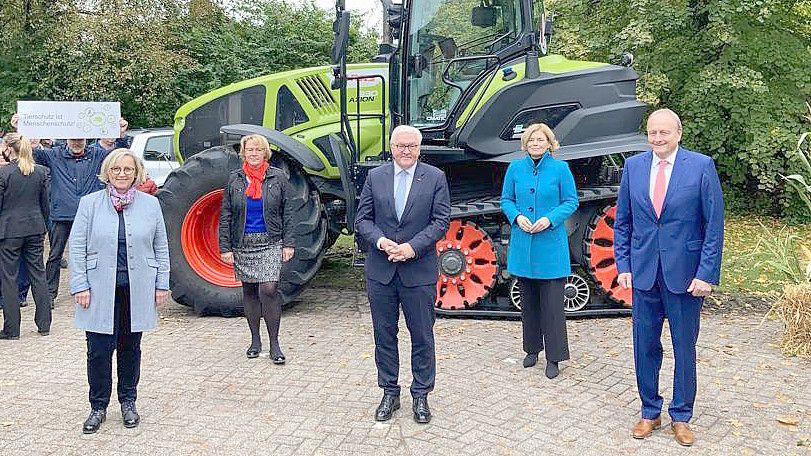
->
xmin=0 ymin=332 xmax=19 ymax=340
xmin=545 ymin=361 xmax=560 ymax=379
xmin=82 ymin=409 xmax=106 ymax=434
xmin=523 ymin=353 xmax=538 ymax=368
xmin=412 ymin=396 xmax=431 ymax=424
xmin=375 ymin=394 xmax=400 ymax=421
xmin=246 ymin=346 xmax=261 ymax=359
xmin=121 ymin=401 xmax=140 ymax=428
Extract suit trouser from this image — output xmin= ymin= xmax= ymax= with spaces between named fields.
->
xmin=46 ymin=220 xmax=72 ymax=300
xmin=86 ymin=285 xmax=142 ymax=410
xmin=519 ymin=277 xmax=570 ymax=363
xmin=367 ymin=273 xmax=436 ymax=397
xmin=0 ymin=234 xmax=52 ymax=337
xmin=632 ymin=264 xmax=702 ymax=423
xmin=0 ymin=261 xmax=29 ymax=308
xmin=17 ymin=260 xmax=29 ymax=303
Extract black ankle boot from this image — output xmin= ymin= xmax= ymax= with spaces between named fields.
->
xmin=82 ymin=409 xmax=106 ymax=434
xmin=121 ymin=401 xmax=140 ymax=428
xmin=523 ymin=353 xmax=538 ymax=368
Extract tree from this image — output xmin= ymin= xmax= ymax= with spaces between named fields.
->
xmin=548 ymin=0 xmax=811 ymax=219
xmin=0 ymin=0 xmax=379 ymax=129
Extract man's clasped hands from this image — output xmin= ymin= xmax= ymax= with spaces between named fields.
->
xmin=379 ymin=238 xmax=416 ymax=262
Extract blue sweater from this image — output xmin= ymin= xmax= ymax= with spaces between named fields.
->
xmin=244 ymin=196 xmax=267 ymax=233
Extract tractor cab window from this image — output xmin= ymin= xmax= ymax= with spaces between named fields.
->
xmin=406 ymin=0 xmax=522 ymax=128
xmin=179 ymin=85 xmax=266 ymax=159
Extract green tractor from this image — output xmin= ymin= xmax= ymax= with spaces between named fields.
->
xmin=159 ymin=0 xmax=649 ymax=316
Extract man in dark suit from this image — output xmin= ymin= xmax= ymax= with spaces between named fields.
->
xmin=614 ymin=109 xmax=724 ymax=446
xmin=355 ymin=124 xmax=451 ymax=424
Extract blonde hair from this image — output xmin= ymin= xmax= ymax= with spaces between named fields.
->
xmin=239 ymin=135 xmax=272 ymax=161
xmin=520 ymin=123 xmax=560 ymax=154
xmin=98 ymin=148 xmax=146 ymax=186
xmin=4 ymin=133 xmax=35 ymax=176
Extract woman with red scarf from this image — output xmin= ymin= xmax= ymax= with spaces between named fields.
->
xmin=219 ymin=134 xmax=295 ymax=363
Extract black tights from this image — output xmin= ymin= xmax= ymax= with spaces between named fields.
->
xmin=243 ymin=281 xmax=284 ymax=357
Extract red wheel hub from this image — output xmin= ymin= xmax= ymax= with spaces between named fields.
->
xmin=586 ymin=205 xmax=632 ymax=307
xmin=435 ymin=220 xmax=498 ymax=310
xmin=181 ymin=190 xmax=240 ymax=288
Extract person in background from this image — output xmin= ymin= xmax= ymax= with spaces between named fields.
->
xmin=31 ymin=116 xmax=129 ymax=302
xmin=69 ymin=148 xmax=169 ymax=434
xmin=0 ymin=133 xmax=52 ymax=339
xmin=219 ymin=134 xmax=295 ymax=363
xmin=500 ymin=123 xmax=578 ymax=379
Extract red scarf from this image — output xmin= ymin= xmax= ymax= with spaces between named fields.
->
xmin=242 ymin=161 xmax=269 ymax=199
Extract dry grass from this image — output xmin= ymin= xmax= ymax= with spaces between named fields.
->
xmin=767 ymin=284 xmax=811 ymax=358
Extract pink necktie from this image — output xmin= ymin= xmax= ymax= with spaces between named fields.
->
xmin=653 ymin=160 xmax=668 ymax=217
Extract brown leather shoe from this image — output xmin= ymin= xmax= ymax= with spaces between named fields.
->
xmin=671 ymin=422 xmax=694 ymax=446
xmin=631 ymin=416 xmax=661 ymax=439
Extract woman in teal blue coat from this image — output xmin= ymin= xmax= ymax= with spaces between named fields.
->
xmin=501 ymin=123 xmax=578 ymax=379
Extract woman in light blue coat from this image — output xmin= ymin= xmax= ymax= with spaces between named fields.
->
xmin=69 ymin=148 xmax=169 ymax=434
xmin=501 ymin=123 xmax=578 ymax=379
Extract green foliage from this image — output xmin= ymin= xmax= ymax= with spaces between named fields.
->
xmin=547 ymin=0 xmax=811 ymax=220
xmin=782 ymin=103 xmax=811 ymax=215
xmin=0 ymin=0 xmax=379 ymax=129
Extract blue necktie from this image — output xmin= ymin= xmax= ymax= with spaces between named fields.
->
xmin=394 ymin=169 xmax=408 ymax=221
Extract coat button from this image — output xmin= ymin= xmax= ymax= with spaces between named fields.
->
xmin=533 ymin=170 xmax=537 ymax=176
xmin=529 ymin=188 xmax=535 ymax=194
xmin=528 ymin=207 xmax=534 ymax=212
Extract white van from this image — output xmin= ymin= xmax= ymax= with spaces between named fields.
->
xmin=126 ymin=128 xmax=178 ymax=187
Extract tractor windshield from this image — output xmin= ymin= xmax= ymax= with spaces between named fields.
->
xmin=406 ymin=0 xmax=523 ymax=128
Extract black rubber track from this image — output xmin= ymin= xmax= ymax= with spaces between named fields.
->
xmin=158 ymin=146 xmax=327 ymax=316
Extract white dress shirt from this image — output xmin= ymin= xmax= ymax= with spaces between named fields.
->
xmin=376 ymin=162 xmax=417 ymax=250
xmin=649 ymin=147 xmax=678 ymax=204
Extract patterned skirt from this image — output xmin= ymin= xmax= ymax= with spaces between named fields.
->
xmin=233 ymin=232 xmax=283 ymax=283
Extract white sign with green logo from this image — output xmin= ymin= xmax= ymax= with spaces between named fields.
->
xmin=16 ymin=101 xmax=121 ymax=139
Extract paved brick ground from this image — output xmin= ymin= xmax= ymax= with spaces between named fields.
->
xmin=1 ymin=285 xmax=809 ymax=455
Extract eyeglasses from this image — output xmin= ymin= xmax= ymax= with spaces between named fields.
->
xmin=110 ymin=166 xmax=136 ymax=176
xmin=391 ymin=144 xmax=419 ymax=152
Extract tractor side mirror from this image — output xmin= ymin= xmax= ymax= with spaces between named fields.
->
xmin=331 ymin=11 xmax=350 ymax=65
xmin=471 ymin=6 xmax=497 ymax=27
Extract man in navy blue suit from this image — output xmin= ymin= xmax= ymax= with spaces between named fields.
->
xmin=355 ymin=124 xmax=450 ymax=424
xmin=614 ymin=109 xmax=724 ymax=446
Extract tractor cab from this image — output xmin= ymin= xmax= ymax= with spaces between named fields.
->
xmin=392 ymin=0 xmax=541 ymax=136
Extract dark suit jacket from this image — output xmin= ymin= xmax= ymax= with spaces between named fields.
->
xmin=355 ymin=161 xmax=451 ymax=287
xmin=0 ymin=162 xmax=50 ymax=240
xmin=614 ymin=147 xmax=724 ymax=293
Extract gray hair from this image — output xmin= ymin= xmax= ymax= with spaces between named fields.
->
xmin=98 ymin=148 xmax=146 ymax=186
xmin=390 ymin=125 xmax=423 ymax=145
xmin=648 ymin=108 xmax=682 ymax=130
